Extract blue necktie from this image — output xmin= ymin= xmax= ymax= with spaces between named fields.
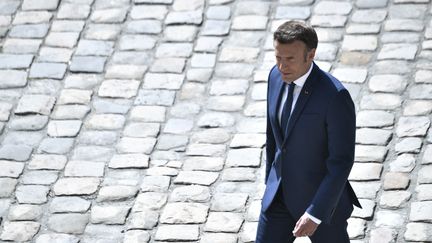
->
xmin=281 ymin=82 xmax=296 ymax=137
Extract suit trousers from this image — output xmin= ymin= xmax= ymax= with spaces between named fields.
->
xmin=255 ymin=186 xmax=351 ymax=243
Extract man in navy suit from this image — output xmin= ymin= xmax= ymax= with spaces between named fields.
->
xmin=255 ymin=21 xmax=361 ymax=243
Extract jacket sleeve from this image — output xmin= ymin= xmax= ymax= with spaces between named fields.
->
xmin=265 ymin=66 xmax=277 ymax=183
xmin=306 ymin=88 xmax=356 ymax=223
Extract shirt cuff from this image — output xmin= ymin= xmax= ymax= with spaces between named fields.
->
xmin=305 ymin=212 xmax=322 ymax=225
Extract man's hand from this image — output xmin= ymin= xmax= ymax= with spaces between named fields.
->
xmin=292 ymin=213 xmax=319 ymax=237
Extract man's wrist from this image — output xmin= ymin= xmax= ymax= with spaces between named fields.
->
xmin=305 ymin=212 xmax=322 ymax=225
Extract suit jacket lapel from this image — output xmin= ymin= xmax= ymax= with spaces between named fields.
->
xmin=269 ymin=75 xmax=285 ymax=147
xmin=282 ymin=63 xmax=319 ymax=145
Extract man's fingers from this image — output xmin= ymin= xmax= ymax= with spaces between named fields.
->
xmin=293 ymin=216 xmax=319 ymax=237
xmin=293 ymin=219 xmax=302 ymax=234
xmin=293 ymin=220 xmax=306 ymax=237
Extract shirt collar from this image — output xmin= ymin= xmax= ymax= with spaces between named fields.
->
xmin=292 ymin=63 xmax=313 ymax=88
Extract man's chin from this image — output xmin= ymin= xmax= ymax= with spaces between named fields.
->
xmin=282 ymin=75 xmax=293 ymax=82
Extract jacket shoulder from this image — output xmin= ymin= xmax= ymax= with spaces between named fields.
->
xmin=315 ymin=66 xmax=347 ymax=94
xmin=268 ymin=65 xmax=280 ymax=84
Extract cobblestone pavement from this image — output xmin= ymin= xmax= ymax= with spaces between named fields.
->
xmin=0 ymin=0 xmax=431 ymax=242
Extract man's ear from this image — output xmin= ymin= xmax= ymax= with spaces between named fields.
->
xmin=308 ymin=48 xmax=316 ymax=61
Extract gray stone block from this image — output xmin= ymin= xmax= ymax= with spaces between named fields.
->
xmin=133 ymin=192 xmax=167 ymax=211
xmin=396 ymin=116 xmax=430 ymax=137
xmin=21 ymin=170 xmax=58 ymax=185
xmin=29 ymin=62 xmax=67 ymax=79
xmin=360 ymin=94 xmax=402 ymax=110
xmin=165 ymin=10 xmax=203 ymax=25
xmin=410 ymin=201 xmax=432 ymax=222
xmin=0 ymin=54 xmax=33 ymax=69
xmin=0 ymin=144 xmax=32 ymax=161
xmin=98 ymin=79 xmax=140 ymax=98
xmin=119 ymin=35 xmax=156 ymax=50
xmin=53 ymin=178 xmax=100 ymax=196
xmin=174 ymin=171 xmax=219 ymax=186
xmin=183 ymin=157 xmax=224 ymax=171
xmin=135 ymin=89 xmax=176 ymax=106
xmin=275 ymin=6 xmax=311 ymax=19
xmin=0 ymin=1 xmax=20 ymax=14
xmin=378 ymin=43 xmax=418 ymax=60
xmin=38 ymin=47 xmax=73 ymax=63
xmin=90 ymin=8 xmax=128 ymax=23
xmin=127 ymin=211 xmax=159 ymax=229
xmin=111 ymin=51 xmax=151 ymax=65
xmin=50 ymin=197 xmax=91 ymax=213
xmin=28 ymin=154 xmax=67 ymax=170
xmin=395 ymin=137 xmax=423 ymax=154
xmin=70 ymin=56 xmax=107 ymax=73
xmin=155 ymin=225 xmax=199 ymax=241
xmin=37 ymin=137 xmax=75 ymax=154
xmin=204 ymin=212 xmax=243 ymax=233
xmin=48 ymin=213 xmax=89 ymax=234
xmin=71 ymin=146 xmax=114 ymax=162
xmin=160 ymin=203 xmax=208 ymax=224
xmin=8 ymin=204 xmax=43 ymax=221
xmin=51 ymin=20 xmax=85 ymax=32
xmin=2 ymin=131 xmax=44 ymax=147
xmin=16 ymin=95 xmax=56 ymax=115
xmin=150 ymin=58 xmax=186 ymax=73
xmin=0 ymin=221 xmax=40 ymax=242
xmin=0 ymin=70 xmax=27 ymax=88
xmin=97 ymin=186 xmax=138 ymax=202
xmin=92 ymin=98 xmax=132 ymax=114
xmin=170 ymin=185 xmax=210 ymax=202
xmin=35 ymin=233 xmax=80 ymax=243
xmin=219 ymin=47 xmax=259 ymax=63
xmin=75 ymin=40 xmax=114 ymax=56
xmin=0 ymin=178 xmax=17 ymax=197
xmin=13 ymin=11 xmax=52 ymax=25
xmin=57 ymin=3 xmax=91 ymax=19
xmin=0 ymin=161 xmax=24 ymax=178
xmin=207 ymin=6 xmax=231 ymax=20
xmin=15 ymin=185 xmax=49 ymax=204
xmin=108 ymin=154 xmax=149 ymax=169
xmin=156 ymin=134 xmax=188 ymax=150
xmin=164 ymin=25 xmax=197 ymax=41
xmin=409 ymin=84 xmax=432 ymax=100
xmin=85 ymin=24 xmax=121 ymax=40
xmin=130 ymin=5 xmax=168 ymax=20
xmin=235 ymin=1 xmax=270 ymax=15
xmin=405 ymin=223 xmax=432 ymax=242
xmin=64 ymin=161 xmax=105 ymax=177
xmin=91 ymin=205 xmax=131 ymax=224
xmin=116 ymin=137 xmax=156 ymax=154
xmin=3 ymin=38 xmax=42 ymax=53
xmin=105 ymin=64 xmax=147 ymax=79
xmin=124 ymin=230 xmax=150 ymax=243
xmin=349 ymin=163 xmax=383 ymax=181
xmin=311 ymin=15 xmax=347 ymax=27
xmin=9 ymin=24 xmax=49 ymax=38
xmin=22 ymin=0 xmax=59 ymax=10
xmin=45 ymin=32 xmax=80 ymax=48
xmin=79 ymin=131 xmax=118 ymax=145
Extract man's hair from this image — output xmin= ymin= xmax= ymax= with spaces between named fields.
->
xmin=273 ymin=21 xmax=318 ymax=50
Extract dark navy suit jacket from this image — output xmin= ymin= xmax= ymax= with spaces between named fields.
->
xmin=262 ymin=62 xmax=361 ymax=224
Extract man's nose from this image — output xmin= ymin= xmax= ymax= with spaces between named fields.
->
xmin=279 ymin=61 xmax=289 ymax=70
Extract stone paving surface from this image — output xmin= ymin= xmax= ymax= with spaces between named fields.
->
xmin=0 ymin=0 xmax=431 ymax=242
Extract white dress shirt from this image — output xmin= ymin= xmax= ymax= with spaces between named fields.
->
xmin=277 ymin=63 xmax=322 ymax=225
xmin=278 ymin=63 xmax=313 ymax=125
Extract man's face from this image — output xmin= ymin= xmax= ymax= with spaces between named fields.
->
xmin=274 ymin=40 xmax=316 ymax=83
